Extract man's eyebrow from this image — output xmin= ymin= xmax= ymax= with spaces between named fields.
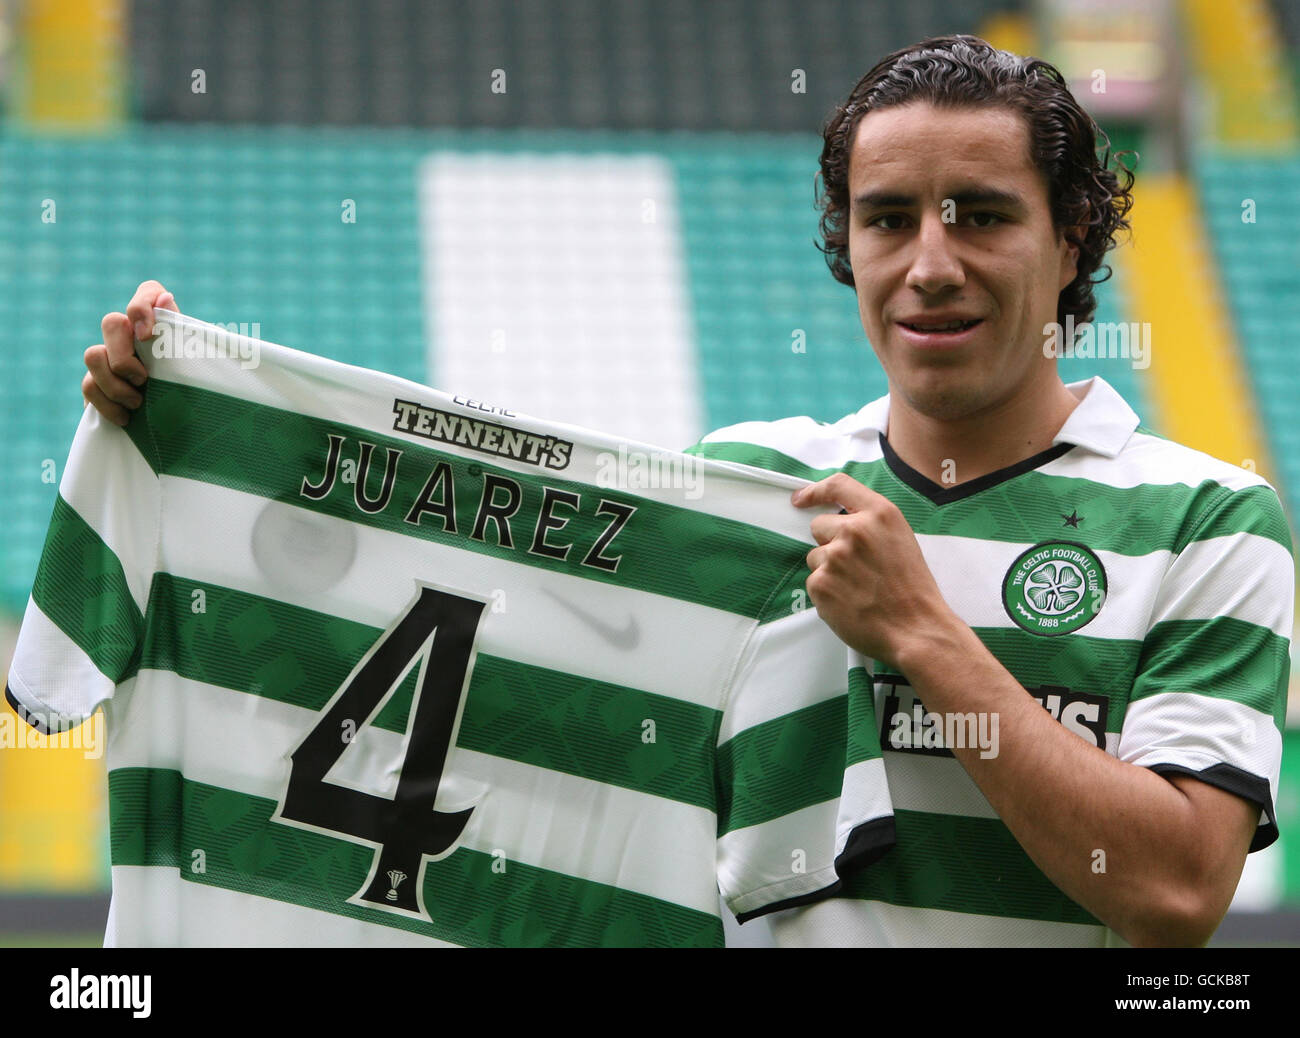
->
xmin=852 ymin=188 xmax=1026 ymax=211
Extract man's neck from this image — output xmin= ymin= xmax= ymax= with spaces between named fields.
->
xmin=884 ymin=379 xmax=1084 ymax=488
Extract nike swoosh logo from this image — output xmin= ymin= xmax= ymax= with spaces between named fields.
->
xmin=541 ymin=588 xmax=640 ymax=650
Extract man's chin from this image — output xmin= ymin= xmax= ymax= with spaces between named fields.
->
xmin=893 ymin=378 xmax=994 ymax=424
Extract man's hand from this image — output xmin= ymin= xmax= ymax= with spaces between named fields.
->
xmin=792 ymin=472 xmax=955 ymax=667
xmin=82 ymin=280 xmax=179 ymax=426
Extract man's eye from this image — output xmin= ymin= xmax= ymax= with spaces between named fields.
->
xmin=868 ymin=214 xmax=907 ymax=230
xmin=967 ymin=211 xmax=1003 ymax=227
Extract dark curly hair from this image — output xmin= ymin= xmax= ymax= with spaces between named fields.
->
xmin=816 ymin=34 xmax=1136 ymax=332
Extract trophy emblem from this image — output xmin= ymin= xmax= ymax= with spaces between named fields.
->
xmin=385 ymin=870 xmax=407 ymax=901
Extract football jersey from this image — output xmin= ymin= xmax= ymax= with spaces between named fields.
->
xmin=686 ymin=376 xmax=1294 ymax=946
xmin=6 ymin=308 xmax=895 ymax=947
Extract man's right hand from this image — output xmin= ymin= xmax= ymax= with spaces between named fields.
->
xmin=83 ymin=281 xmax=180 ymax=426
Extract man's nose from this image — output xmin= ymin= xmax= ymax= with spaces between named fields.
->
xmin=904 ymin=212 xmax=966 ymax=293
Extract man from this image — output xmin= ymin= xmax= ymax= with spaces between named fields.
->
xmin=83 ymin=36 xmax=1291 ymax=947
xmin=684 ymin=36 xmax=1291 ymax=947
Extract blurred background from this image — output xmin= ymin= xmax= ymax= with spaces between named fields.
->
xmin=0 ymin=0 xmax=1297 ymax=947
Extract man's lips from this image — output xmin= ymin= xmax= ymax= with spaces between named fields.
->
xmin=894 ymin=319 xmax=984 ymax=346
xmin=896 ymin=318 xmax=983 ymax=332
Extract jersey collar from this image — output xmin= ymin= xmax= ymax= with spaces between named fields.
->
xmin=848 ymin=377 xmax=1142 ymax=505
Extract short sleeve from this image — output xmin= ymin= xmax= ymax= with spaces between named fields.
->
xmin=5 ymin=405 xmax=161 ymax=731
xmin=1117 ymin=483 xmax=1294 ymax=851
xmin=715 ymin=596 xmax=895 ymax=922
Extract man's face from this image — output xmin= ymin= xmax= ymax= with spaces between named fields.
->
xmin=846 ymin=101 xmax=1079 ymax=422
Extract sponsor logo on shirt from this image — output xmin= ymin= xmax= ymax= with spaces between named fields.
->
xmin=392 ymin=398 xmax=573 ymax=471
xmin=877 ymin=674 xmax=1108 ymax=755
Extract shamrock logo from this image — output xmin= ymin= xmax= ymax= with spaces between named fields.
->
xmin=1025 ymin=561 xmax=1084 ymax=614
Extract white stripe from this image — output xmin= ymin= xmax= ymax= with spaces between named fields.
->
xmin=720 ymin=759 xmax=894 ymax=919
xmin=877 ymin=732 xmax=1121 ymax=817
xmin=717 ymin=607 xmax=848 ymax=739
xmin=920 ymin=532 xmax=1290 ymax=639
xmin=420 ymin=152 xmax=702 ymax=449
xmin=881 ymin=752 xmax=998 ymax=819
xmin=159 ymin=476 xmax=753 ymax=711
xmin=142 ymin=309 xmax=819 ymax=541
xmin=104 ymin=867 xmax=457 ymax=947
xmin=1045 ymin=428 xmax=1279 ymax=494
xmin=766 ymin=897 xmax=1108 ymax=947
xmin=58 ymin=407 xmax=159 ymax=616
xmin=1117 ymin=692 xmax=1282 ymax=823
xmin=1147 ymin=531 xmax=1294 ymax=637
xmin=1231 ymin=844 xmax=1285 ymax=910
xmin=700 ymin=415 xmax=886 ymax=471
xmin=7 ymin=599 xmax=117 ymax=722
xmin=702 ymin=397 xmax=1280 ymax=501
xmin=836 ymin=757 xmax=894 ymax=850
xmin=105 ymin=672 xmax=722 ymax=918
xmin=719 ymin=810 xmax=842 ymax=919
xmin=918 ymin=535 xmax=1164 ymax=638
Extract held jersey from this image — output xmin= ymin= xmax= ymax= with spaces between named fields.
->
xmin=5 ymin=308 xmax=896 ymax=947
xmin=687 ymin=376 xmax=1294 ymax=947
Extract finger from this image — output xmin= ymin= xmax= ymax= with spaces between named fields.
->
xmin=82 ymin=375 xmax=131 ymax=427
xmin=791 ymin=473 xmax=874 ymax=511
xmin=99 ymin=314 xmax=149 ymax=386
xmin=85 ymin=345 xmax=144 ymax=408
xmin=808 ymin=512 xmax=846 ymax=546
xmin=805 ymin=544 xmax=825 ymax=572
xmin=125 ymin=280 xmax=173 ymax=340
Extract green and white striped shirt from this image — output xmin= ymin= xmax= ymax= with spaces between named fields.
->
xmin=687 ymin=377 xmax=1293 ymax=946
xmin=7 ymin=309 xmax=895 ymax=947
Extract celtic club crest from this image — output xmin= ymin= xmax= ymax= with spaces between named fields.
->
xmin=1002 ymin=541 xmax=1107 ymax=636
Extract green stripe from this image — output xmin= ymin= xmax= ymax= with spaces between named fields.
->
xmin=1132 ymin=616 xmax=1290 ymax=728
xmin=1174 ymin=483 xmax=1293 ymax=555
xmin=139 ymin=574 xmax=720 ymax=808
xmin=718 ymin=694 xmax=878 ymax=834
xmin=108 ymin=767 xmax=721 ymax=947
xmin=866 ymin=612 xmax=1287 ymax=732
xmin=880 ymin=619 xmax=1286 ymax=732
xmin=871 ymin=626 xmax=1140 ymax=735
xmin=30 ymin=495 xmax=144 ymax=682
xmin=689 ymin=440 xmax=1294 ymax=557
xmin=846 ymin=666 xmax=885 ymax=767
xmin=141 ymin=378 xmax=804 ymax=621
xmin=838 ymin=809 xmax=1099 ymax=926
xmin=459 ymin=655 xmax=719 ymax=808
xmin=961 ymin=628 xmax=1138 ymax=732
xmin=122 ymin=405 xmax=162 ymax=475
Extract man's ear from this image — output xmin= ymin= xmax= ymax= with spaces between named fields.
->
xmin=1059 ymin=224 xmax=1086 ymax=290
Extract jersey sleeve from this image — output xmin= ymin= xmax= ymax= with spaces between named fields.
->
xmin=1117 ymin=482 xmax=1294 ymax=851
xmin=715 ymin=589 xmax=895 ymax=922
xmin=5 ymin=405 xmax=161 ymax=732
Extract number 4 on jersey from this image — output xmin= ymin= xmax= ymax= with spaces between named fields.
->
xmin=272 ymin=584 xmax=488 ymax=921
